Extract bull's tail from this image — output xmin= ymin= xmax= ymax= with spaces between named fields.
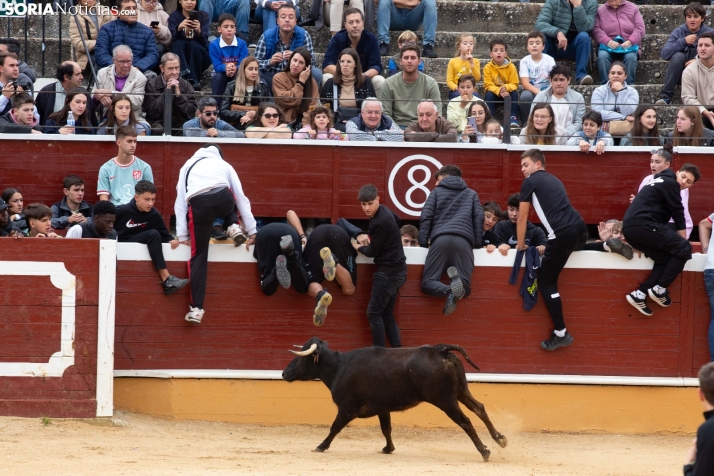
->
xmin=436 ymin=344 xmax=480 ymax=371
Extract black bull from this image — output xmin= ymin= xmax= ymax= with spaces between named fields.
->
xmin=282 ymin=337 xmax=508 ymax=461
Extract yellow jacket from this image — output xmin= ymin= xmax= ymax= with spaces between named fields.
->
xmin=483 ymin=58 xmax=519 ymax=95
xmin=446 ymin=57 xmax=480 ymax=91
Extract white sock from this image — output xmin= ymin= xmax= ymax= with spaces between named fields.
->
xmin=554 ymin=328 xmax=566 ymax=338
xmin=633 ymin=290 xmax=646 ymax=299
xmin=603 ymin=242 xmax=611 ymax=252
xmin=653 ymin=285 xmax=666 ymax=294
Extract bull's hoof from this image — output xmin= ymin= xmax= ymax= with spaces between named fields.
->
xmin=381 ymin=445 xmax=395 ymax=454
xmin=313 ymin=446 xmax=327 ymax=453
xmin=480 ymin=447 xmax=491 ymax=462
xmin=497 ymin=434 xmax=508 ymax=448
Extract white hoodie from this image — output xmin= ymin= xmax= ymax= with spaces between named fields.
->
xmin=137 ymin=1 xmax=172 ymax=48
xmin=174 ymin=146 xmax=257 ymax=241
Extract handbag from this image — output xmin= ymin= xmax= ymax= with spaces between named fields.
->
xmin=608 ymin=120 xmax=632 ymax=136
xmin=230 ymin=104 xmax=258 ymax=112
xmin=332 ymin=84 xmax=361 ymax=132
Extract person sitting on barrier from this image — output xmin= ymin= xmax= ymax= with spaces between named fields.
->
xmin=137 ymin=0 xmax=172 ymax=57
xmin=244 ymin=101 xmax=293 ymax=138
xmin=419 ymin=165 xmax=483 ymax=316
xmin=518 ymin=31 xmax=555 ymax=126
xmin=254 ymin=221 xmax=310 ymax=297
xmin=293 ymin=105 xmax=342 ymax=140
xmin=630 ymin=143 xmax=693 ymax=238
xmin=620 ymin=104 xmax=664 ymax=147
xmin=447 ymin=75 xmax=479 ymax=133
xmin=664 ymin=106 xmax=714 ymax=147
xmin=219 ymin=56 xmax=272 ymax=130
xmin=45 ymin=88 xmax=96 ymax=135
xmin=0 ymin=52 xmax=36 ymax=118
xmin=93 ymin=45 xmax=148 ymax=122
xmin=143 ymin=52 xmax=198 ymax=136
xmin=404 ymin=100 xmax=458 ymax=143
xmin=386 ymin=31 xmax=424 ymax=77
xmin=95 ymin=0 xmax=159 ymax=77
xmin=272 ymin=46 xmax=319 ymax=126
xmin=167 ymin=0 xmax=211 ymax=90
xmin=461 ymin=99 xmax=495 ymax=144
xmin=566 ymin=109 xmax=613 ymax=154
xmin=482 ymin=201 xmax=501 ymax=252
xmin=345 ymin=97 xmax=403 ymax=141
xmin=589 ymin=61 xmax=639 ymax=138
xmin=97 ymin=94 xmax=151 ymax=136
xmin=51 ymin=175 xmax=92 ymax=230
xmin=209 ymin=14 xmax=249 ymax=110
xmin=2 ymin=188 xmax=26 ymax=235
xmin=493 ymin=192 xmax=546 ymax=257
xmin=623 ymin=162 xmax=700 ymax=316
xmin=699 ymin=219 xmax=714 ymax=363
xmin=400 ymin=224 xmax=419 ymax=247
xmin=288 ymin=214 xmax=358 ymax=326
xmin=581 ymin=219 xmax=633 ymax=258
xmin=174 ymin=144 xmax=257 ymax=324
xmin=24 ymin=204 xmax=61 ymax=238
xmin=530 ymin=64 xmax=586 ymax=145
xmin=0 ymin=93 xmax=42 ymax=134
xmin=0 ymin=197 xmax=23 ymax=238
xmin=183 ymin=96 xmax=244 ymax=138
xmin=66 ymin=200 xmax=118 ymax=239
xmin=0 ymin=39 xmax=36 ymax=93
xmin=36 ymin=61 xmax=91 ymax=126
xmin=115 ymin=180 xmax=189 ymax=295
xmin=320 ymin=48 xmax=376 ymax=132
xmin=683 ymin=362 xmax=714 ymax=474
xmin=483 ymin=37 xmax=520 ymax=128
xmin=379 ymin=45 xmax=440 ymax=129
xmin=520 ymin=102 xmax=557 ymax=146
xmin=98 ymin=126 xmax=154 ymax=206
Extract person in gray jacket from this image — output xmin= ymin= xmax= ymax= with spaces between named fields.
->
xmin=182 ymin=96 xmax=244 ymax=138
xmin=590 ymin=61 xmax=639 ymax=132
xmin=531 ymin=64 xmax=585 ymax=145
xmin=418 ymin=164 xmax=483 ymax=316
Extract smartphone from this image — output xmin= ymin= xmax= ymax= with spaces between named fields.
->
xmin=150 ymin=20 xmax=159 ymax=27
xmin=189 ymin=10 xmax=199 ymax=21
xmin=467 ymin=117 xmax=477 ymax=129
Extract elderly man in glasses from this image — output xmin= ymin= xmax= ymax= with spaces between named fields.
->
xmin=93 ymin=45 xmax=148 ymax=121
xmin=183 ymin=96 xmax=243 ymax=137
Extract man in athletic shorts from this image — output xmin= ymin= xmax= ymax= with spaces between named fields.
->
xmin=253 ymin=223 xmax=309 ymax=297
xmin=517 ymin=148 xmax=587 ymax=351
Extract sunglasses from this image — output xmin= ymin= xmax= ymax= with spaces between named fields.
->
xmin=202 ymin=111 xmax=218 ymax=116
xmin=263 ymin=113 xmax=279 ymax=119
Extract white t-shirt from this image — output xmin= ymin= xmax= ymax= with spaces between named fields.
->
xmin=550 ymin=96 xmax=571 ymax=145
xmin=705 ymin=213 xmax=714 ymax=270
xmin=519 ymin=54 xmax=556 ymax=91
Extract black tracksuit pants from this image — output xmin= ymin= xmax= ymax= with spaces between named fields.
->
xmin=623 ymin=223 xmax=692 ymax=293
xmin=540 ymin=221 xmax=588 ymax=331
xmin=187 ymin=188 xmax=238 ymax=309
xmin=421 ymin=234 xmax=474 ymax=298
xmin=367 ymin=267 xmax=407 ymax=348
xmin=254 ymin=223 xmax=309 ymax=296
xmin=127 ymin=229 xmax=167 ymax=272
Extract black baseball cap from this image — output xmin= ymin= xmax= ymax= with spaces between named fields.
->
xmin=0 ymin=198 xmax=7 ymax=212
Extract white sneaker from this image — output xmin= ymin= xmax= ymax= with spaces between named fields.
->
xmin=226 ymin=223 xmax=247 ymax=247
xmin=185 ymin=305 xmax=205 ymax=324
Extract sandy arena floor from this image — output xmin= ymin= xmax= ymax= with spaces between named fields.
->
xmin=0 ymin=411 xmax=694 ymax=475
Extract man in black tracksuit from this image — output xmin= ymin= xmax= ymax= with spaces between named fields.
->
xmin=115 ymin=180 xmax=189 ymax=296
xmin=253 ymin=223 xmax=309 ymax=297
xmin=623 ymin=165 xmax=700 ymax=316
xmin=419 ymin=164 xmax=483 ymax=315
xmin=352 ymin=184 xmax=407 ymax=347
xmin=494 ymin=192 xmax=547 ymax=257
xmin=684 ymin=362 xmax=714 ymax=476
xmin=518 ymin=149 xmax=587 ymax=351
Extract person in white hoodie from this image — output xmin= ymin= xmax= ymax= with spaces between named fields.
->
xmin=682 ymin=32 xmax=714 ymax=130
xmin=175 ymin=144 xmax=257 ymax=324
xmin=137 ymin=0 xmax=172 ymax=56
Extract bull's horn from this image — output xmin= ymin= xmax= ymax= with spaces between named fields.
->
xmin=289 ymin=343 xmax=318 ymax=356
xmin=293 ymin=345 xmax=304 ymax=349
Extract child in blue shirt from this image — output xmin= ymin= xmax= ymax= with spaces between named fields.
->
xmin=209 ymin=13 xmax=249 ymax=109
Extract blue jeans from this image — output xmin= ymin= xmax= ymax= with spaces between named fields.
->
xmin=485 ymin=90 xmax=519 ymax=119
xmin=704 ymin=269 xmax=714 ymax=361
xmin=255 ymin=4 xmax=302 ymax=33
xmin=597 ymin=49 xmax=638 ymax=85
xmin=377 ymin=0 xmax=437 ymax=46
xmin=200 ymin=0 xmax=250 ymax=36
xmin=545 ymin=32 xmax=591 ymax=81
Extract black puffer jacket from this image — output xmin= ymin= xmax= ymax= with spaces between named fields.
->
xmin=419 ymin=175 xmax=484 ymax=248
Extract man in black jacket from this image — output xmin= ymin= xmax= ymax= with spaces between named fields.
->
xmin=0 ymin=198 xmax=23 ymax=238
xmin=352 ymin=184 xmax=406 ymax=347
xmin=0 ymin=93 xmax=42 ymax=134
xmin=142 ymin=53 xmax=197 ymax=136
xmin=419 ymin=164 xmax=483 ymax=315
xmin=115 ymin=180 xmax=189 ymax=295
xmin=684 ymin=362 xmax=714 ymax=476
xmin=494 ymin=192 xmax=547 ymax=257
xmin=624 ymin=164 xmax=700 ymax=316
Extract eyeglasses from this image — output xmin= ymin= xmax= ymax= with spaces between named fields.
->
xmin=262 ymin=113 xmax=279 ymax=119
xmin=144 ymin=0 xmax=158 ymax=4
xmin=115 ymin=59 xmax=132 ymax=64
xmin=202 ymin=111 xmax=218 ymax=116
xmin=533 ymin=115 xmax=551 ymax=120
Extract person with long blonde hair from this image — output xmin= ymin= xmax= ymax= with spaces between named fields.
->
xmin=665 ymin=105 xmax=714 ymax=146
xmin=219 ymin=56 xmax=271 ymax=129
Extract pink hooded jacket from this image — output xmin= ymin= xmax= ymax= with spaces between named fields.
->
xmin=592 ymin=0 xmax=646 ymax=51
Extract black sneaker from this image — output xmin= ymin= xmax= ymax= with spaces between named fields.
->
xmin=422 ymin=44 xmax=437 ymax=58
xmin=443 ymin=292 xmax=458 ymax=315
xmin=379 ymin=42 xmax=390 ymax=56
xmin=626 ymin=291 xmax=653 ymax=316
xmin=606 ymin=238 xmax=633 ymax=260
xmin=447 ymin=266 xmax=465 ymax=299
xmin=540 ymin=331 xmax=574 ymax=351
xmin=163 ymin=275 xmax=189 ymax=295
xmin=211 ymin=225 xmax=228 ymax=240
xmin=280 ymin=234 xmax=295 ymax=258
xmin=648 ymin=287 xmax=672 ymax=307
xmin=276 ymin=255 xmax=290 ymax=289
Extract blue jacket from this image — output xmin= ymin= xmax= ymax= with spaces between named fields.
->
xmin=264 ymin=25 xmax=307 ymax=58
xmin=182 ymin=117 xmax=244 ymax=138
xmin=209 ymin=36 xmax=249 ymax=73
xmin=322 ymin=30 xmax=382 ymax=74
xmin=661 ymin=23 xmax=714 ymax=61
xmin=95 ymin=19 xmax=159 ymax=71
xmin=418 ymin=175 xmax=484 ymax=248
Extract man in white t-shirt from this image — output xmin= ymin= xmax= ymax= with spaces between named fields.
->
xmin=531 ymin=63 xmax=585 ymax=145
xmin=698 ymin=213 xmax=714 ymax=362
xmin=97 ymin=126 xmax=154 ymax=206
xmin=519 ymin=31 xmax=556 ymax=125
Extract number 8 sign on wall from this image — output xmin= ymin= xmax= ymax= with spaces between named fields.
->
xmin=388 ymin=155 xmax=444 ymax=217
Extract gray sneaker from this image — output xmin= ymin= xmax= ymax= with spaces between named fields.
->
xmin=606 ymin=238 xmax=633 ymax=260
xmin=540 ymin=331 xmax=574 ymax=351
xmin=276 ymin=255 xmax=290 ymax=289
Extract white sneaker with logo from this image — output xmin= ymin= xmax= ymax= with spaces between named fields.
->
xmin=227 ymin=224 xmax=247 ymax=247
xmin=185 ymin=305 xmax=205 ymax=324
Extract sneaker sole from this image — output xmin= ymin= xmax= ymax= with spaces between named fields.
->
xmin=320 ymin=247 xmax=336 ymax=281
xmin=541 ymin=335 xmax=574 ymax=351
xmin=313 ymin=292 xmax=332 ymax=326
xmin=626 ymin=294 xmax=653 ymax=316
xmin=607 ymin=238 xmax=633 ymax=260
xmin=443 ymin=296 xmax=457 ymax=316
xmin=185 ymin=314 xmax=203 ymax=324
xmin=232 ymin=233 xmax=247 ymax=248
xmin=579 ymin=76 xmax=593 ymax=85
xmin=280 ymin=235 xmax=294 ymax=254
xmin=647 ymin=288 xmax=672 ymax=308
xmin=447 ymin=266 xmax=465 ymax=299
xmin=655 ymin=99 xmax=669 ymax=105
xmin=276 ymin=255 xmax=291 ymax=289
xmin=164 ymin=279 xmax=189 ymax=296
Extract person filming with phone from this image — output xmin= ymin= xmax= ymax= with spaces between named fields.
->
xmin=142 ymin=52 xmax=198 ymax=135
xmin=137 ymin=0 xmax=172 ymax=57
xmin=168 ymin=0 xmax=211 ymax=90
